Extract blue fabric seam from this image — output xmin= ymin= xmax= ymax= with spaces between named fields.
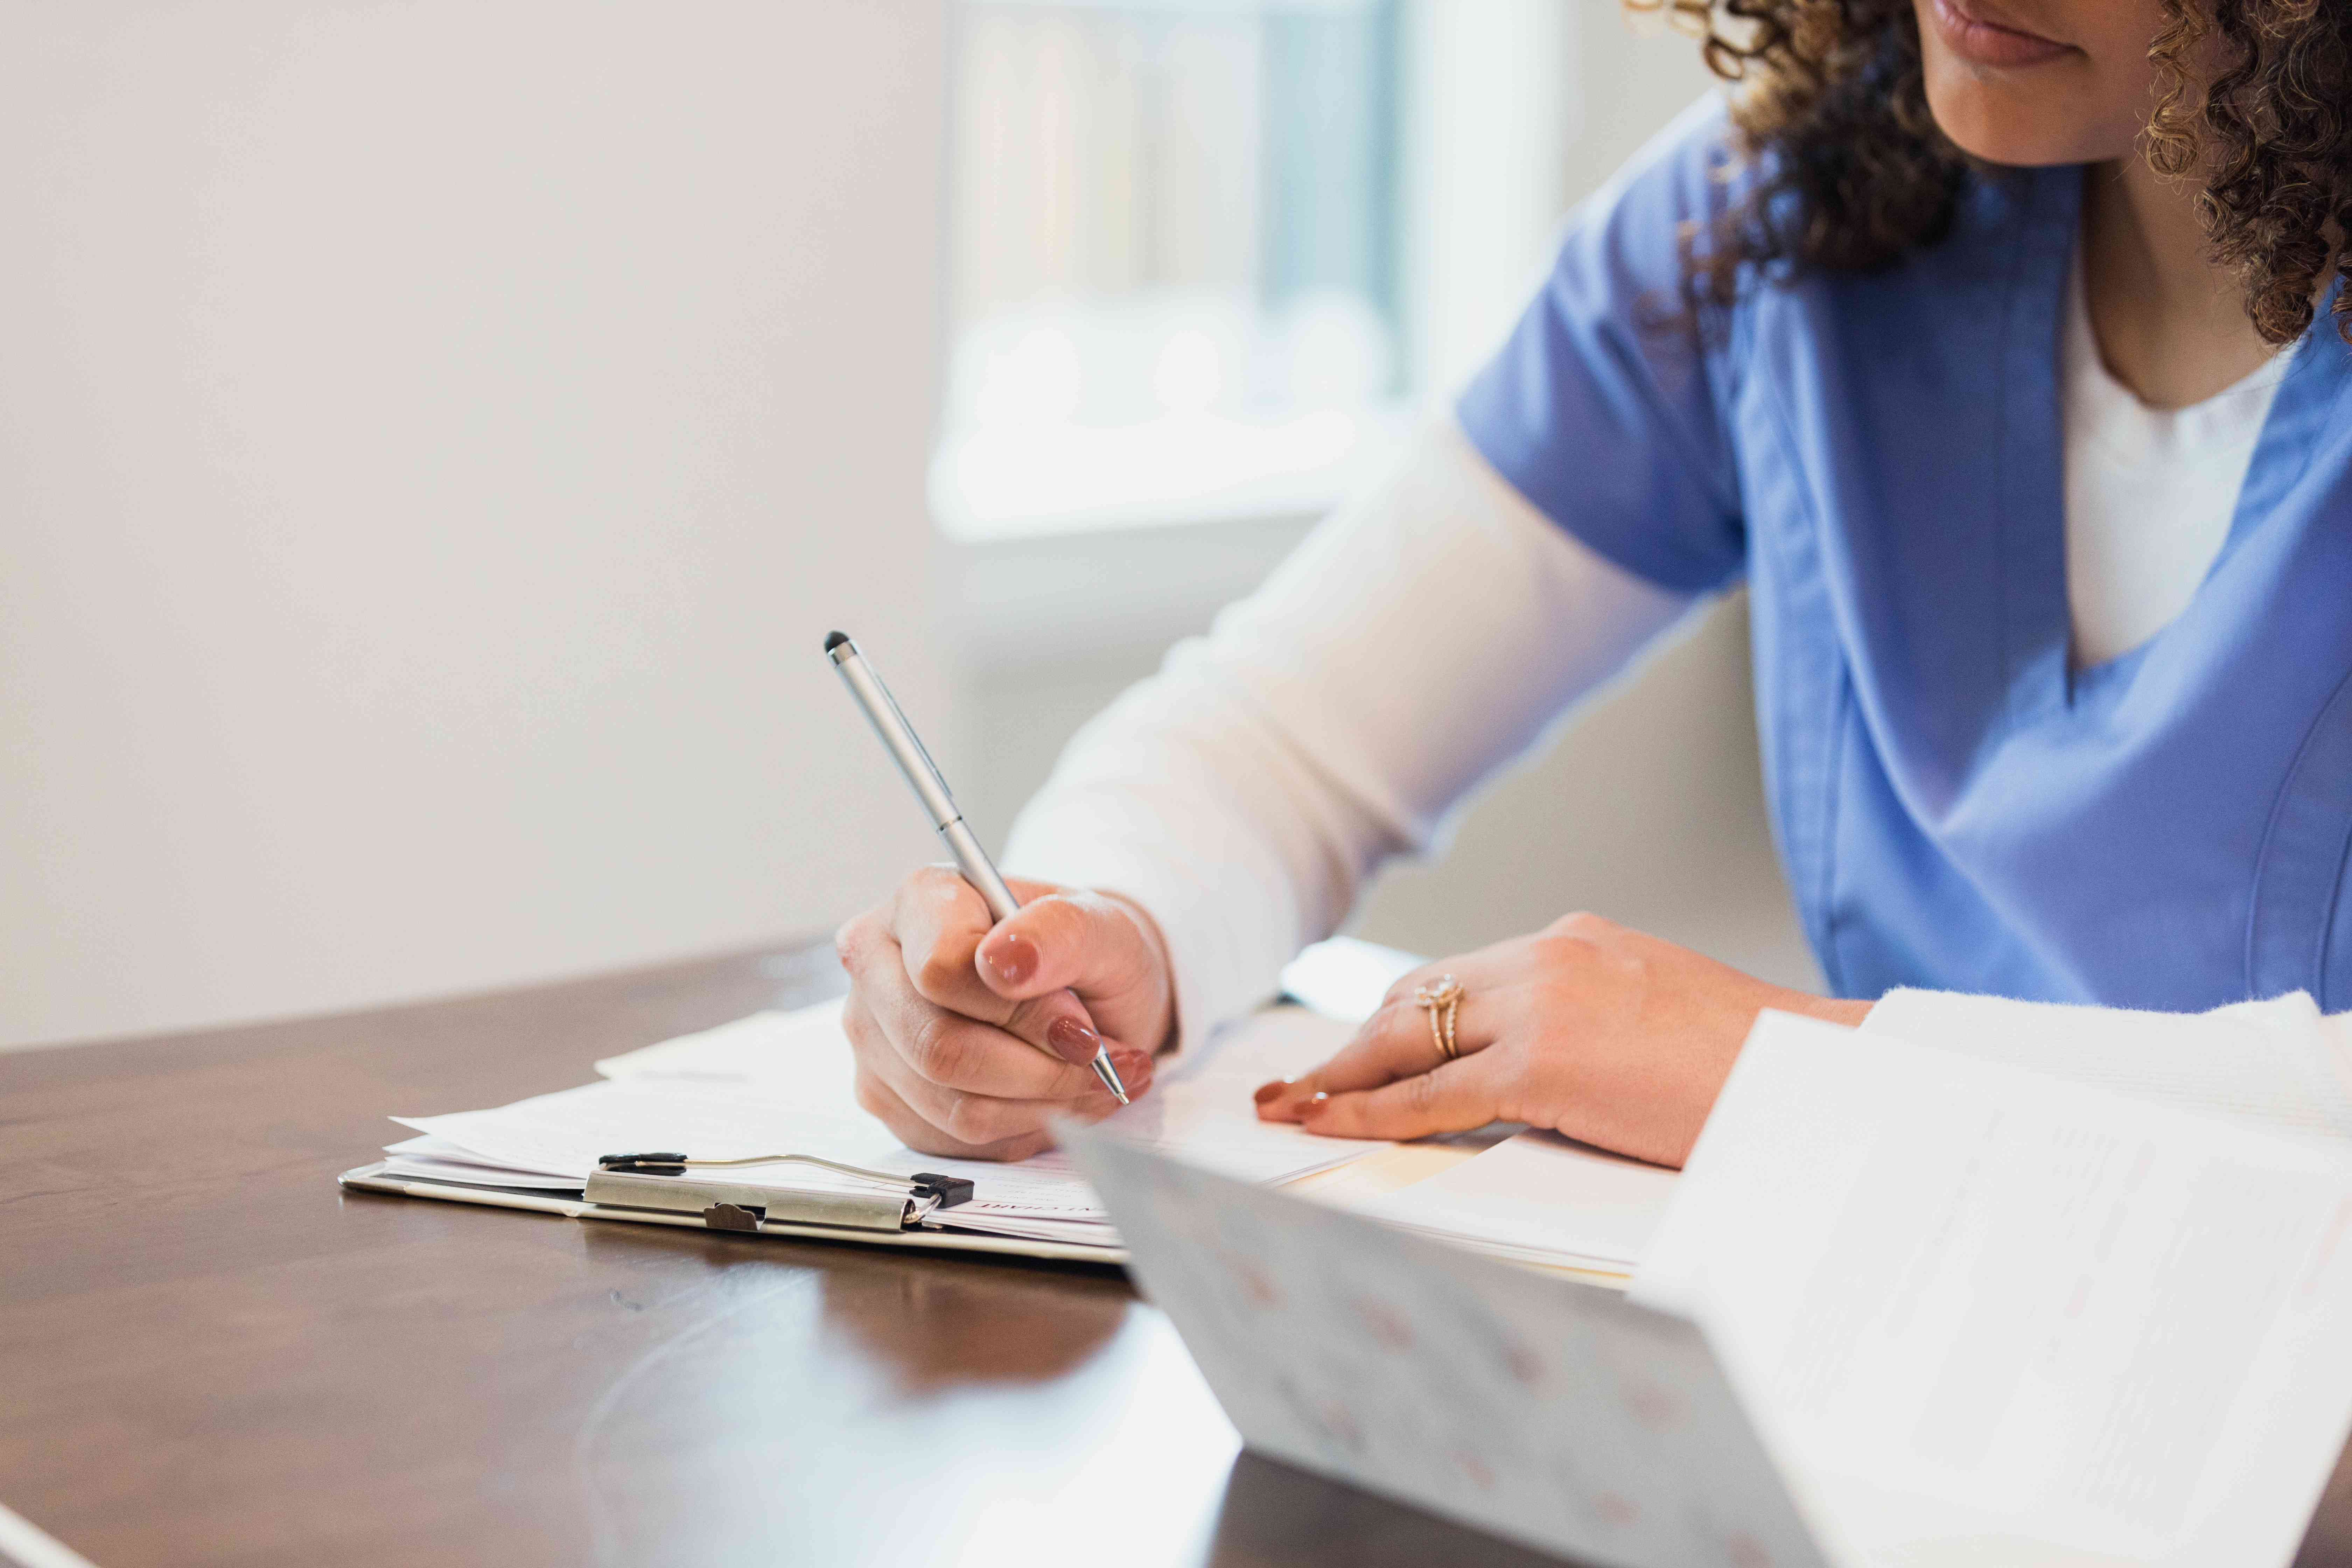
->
xmin=2238 ymin=348 xmax=2352 ymax=998
xmin=1818 ymin=663 xmax=1854 ymax=996
xmin=1617 ymin=313 xmax=1747 ymax=523
xmin=1589 ymin=314 xmax=1747 ymax=585
xmin=2181 ymin=320 xmax=2329 ymax=610
xmin=1746 ymin=301 xmax=1856 ymax=993
xmin=2314 ymin=808 xmax=2352 ymax=1011
xmin=2245 ymin=659 xmax=2352 ymax=998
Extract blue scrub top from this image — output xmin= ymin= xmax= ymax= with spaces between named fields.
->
xmin=1457 ymin=102 xmax=2352 ymax=1011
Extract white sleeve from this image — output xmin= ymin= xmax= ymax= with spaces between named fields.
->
xmin=1001 ymin=418 xmax=1695 ymax=1051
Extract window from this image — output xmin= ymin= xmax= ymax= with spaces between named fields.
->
xmin=934 ymin=0 xmax=1414 ymax=539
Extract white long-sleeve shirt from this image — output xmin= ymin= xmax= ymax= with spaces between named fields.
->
xmin=1002 ymin=419 xmax=1689 ymax=1051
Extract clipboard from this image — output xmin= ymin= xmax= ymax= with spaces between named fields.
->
xmin=336 ymin=1160 xmax=1129 ymax=1266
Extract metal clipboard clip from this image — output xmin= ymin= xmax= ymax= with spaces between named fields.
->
xmin=583 ymin=1151 xmax=977 ymax=1235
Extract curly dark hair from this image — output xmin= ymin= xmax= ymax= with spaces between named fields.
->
xmin=1639 ymin=0 xmax=2352 ymax=345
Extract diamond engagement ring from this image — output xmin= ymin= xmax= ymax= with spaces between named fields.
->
xmin=1414 ymin=974 xmax=1464 ymax=1063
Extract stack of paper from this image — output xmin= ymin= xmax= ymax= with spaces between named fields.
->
xmin=380 ymin=999 xmax=1387 ymax=1250
xmin=382 ymin=1079 xmax=1111 ymax=1243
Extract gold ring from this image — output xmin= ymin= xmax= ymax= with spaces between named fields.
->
xmin=1414 ymin=974 xmax=1464 ymax=1063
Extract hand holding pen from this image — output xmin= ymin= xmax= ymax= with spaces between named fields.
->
xmin=827 ymin=633 xmax=1170 ymax=1161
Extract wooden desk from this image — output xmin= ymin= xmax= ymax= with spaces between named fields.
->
xmin=7 ymin=944 xmax=2352 ymax=1568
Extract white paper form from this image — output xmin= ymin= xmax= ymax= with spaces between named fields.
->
xmin=1100 ymin=1004 xmax=1392 ymax=1185
xmin=1357 ymin=1129 xmax=1679 ymax=1272
xmin=1637 ymin=1011 xmax=2352 ymax=1568
xmin=593 ymin=997 xmax=1382 ymax=1189
xmin=1863 ymin=988 xmax=2352 ymax=1153
xmin=1064 ymin=1122 xmax=1836 ymax=1568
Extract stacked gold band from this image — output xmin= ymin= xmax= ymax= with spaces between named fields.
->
xmin=1414 ymin=974 xmax=1464 ymax=1063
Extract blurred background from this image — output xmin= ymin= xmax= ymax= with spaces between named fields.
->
xmin=0 ymin=0 xmax=1808 ymax=1053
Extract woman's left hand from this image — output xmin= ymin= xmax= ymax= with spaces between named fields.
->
xmin=1253 ymin=912 xmax=1869 ymax=1168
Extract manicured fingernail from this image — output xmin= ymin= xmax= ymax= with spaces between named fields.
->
xmin=980 ymin=932 xmax=1037 ymax=987
xmin=1046 ymin=1015 xmax=1100 ymax=1065
xmin=1252 ymin=1078 xmax=1291 ymax=1105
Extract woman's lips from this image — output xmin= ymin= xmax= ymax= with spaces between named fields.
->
xmin=1926 ymin=0 xmax=2073 ymax=67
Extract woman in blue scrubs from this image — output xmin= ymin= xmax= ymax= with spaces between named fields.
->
xmin=834 ymin=0 xmax=2352 ymax=1168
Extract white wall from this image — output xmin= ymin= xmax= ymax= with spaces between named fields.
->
xmin=1400 ymin=0 xmax=1579 ymax=394
xmin=0 ymin=2 xmax=953 ymax=1048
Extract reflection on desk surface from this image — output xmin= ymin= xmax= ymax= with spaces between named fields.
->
xmin=566 ymin=1225 xmax=1238 ymax=1565
xmin=818 ymin=1252 xmax=1128 ymax=1394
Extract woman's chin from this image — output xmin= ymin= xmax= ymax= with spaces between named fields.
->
xmin=1922 ymin=77 xmax=2136 ymax=168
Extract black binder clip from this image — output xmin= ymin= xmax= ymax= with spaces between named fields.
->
xmin=598 ymin=1152 xmax=689 ymax=1175
xmin=906 ymin=1173 xmax=976 ymax=1209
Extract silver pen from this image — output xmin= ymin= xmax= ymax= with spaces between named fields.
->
xmin=825 ymin=631 xmax=1130 ymax=1106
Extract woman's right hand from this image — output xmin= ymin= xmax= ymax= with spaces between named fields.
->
xmin=834 ymin=866 xmax=1173 ymax=1161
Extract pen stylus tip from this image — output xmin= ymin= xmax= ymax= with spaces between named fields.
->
xmin=824 ymin=630 xmax=851 ymax=652
xmin=1092 ymin=1054 xmax=1130 ymax=1106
